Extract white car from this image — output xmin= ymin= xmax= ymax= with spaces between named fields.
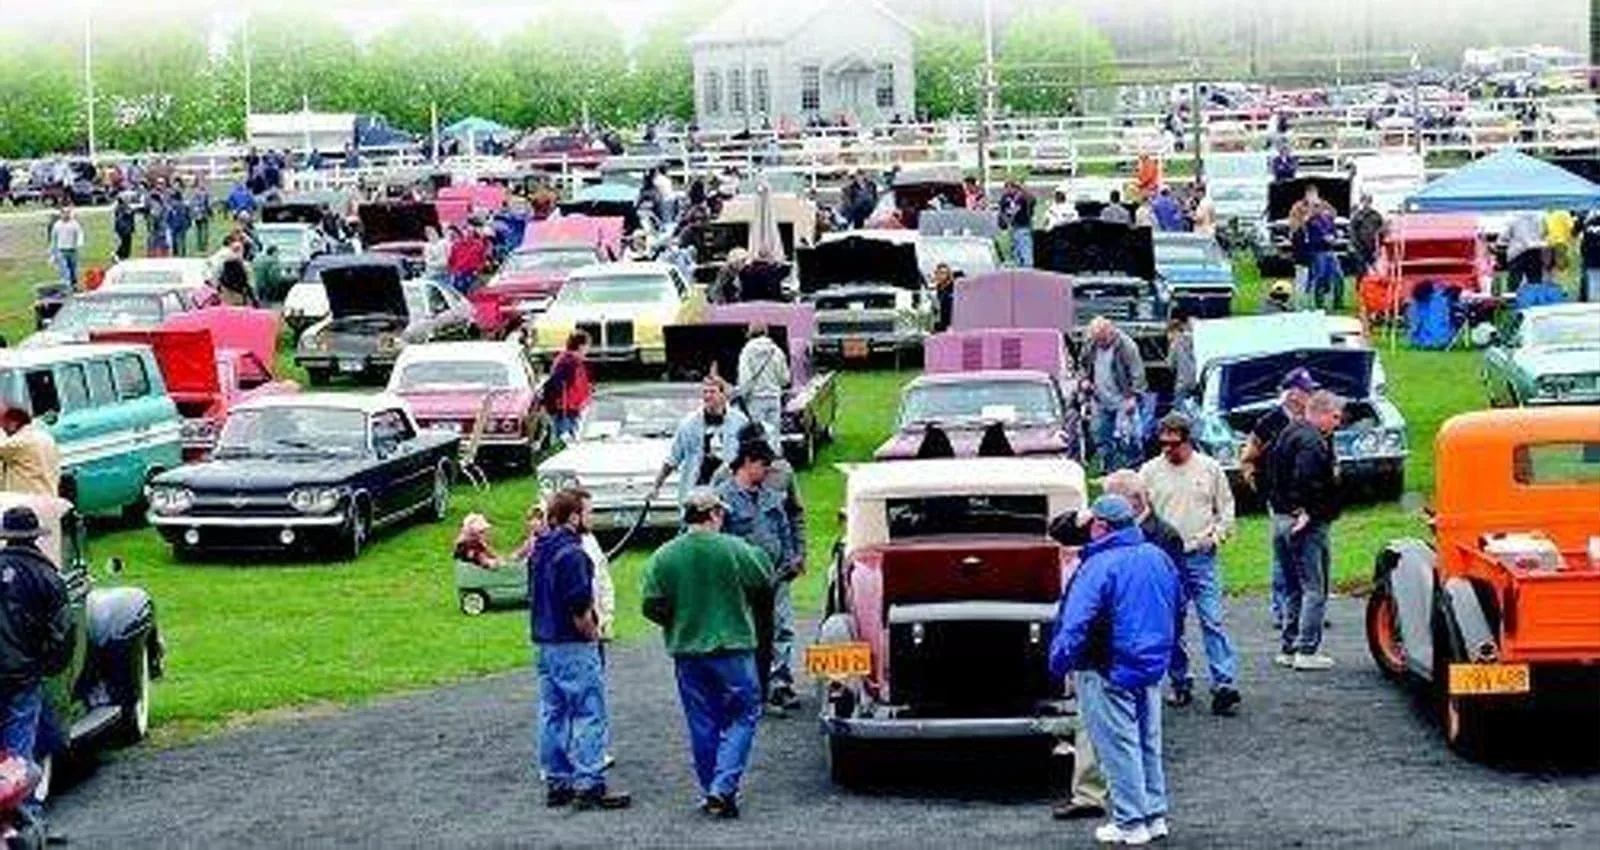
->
xmin=101 ymin=258 xmax=216 ymax=302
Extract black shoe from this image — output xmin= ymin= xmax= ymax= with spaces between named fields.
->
xmin=545 ymin=785 xmax=576 ymax=808
xmin=702 ymin=794 xmax=740 ymax=819
xmin=768 ymin=686 xmax=802 ymax=711
xmin=1052 ymin=800 xmax=1106 ymax=820
xmin=1211 ymin=687 xmax=1242 ymax=717
xmin=1166 ymin=687 xmax=1193 ymax=708
xmin=573 ymin=786 xmax=632 ymax=811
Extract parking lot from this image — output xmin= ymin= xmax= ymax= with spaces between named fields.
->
xmin=51 ymin=596 xmax=1600 ymax=848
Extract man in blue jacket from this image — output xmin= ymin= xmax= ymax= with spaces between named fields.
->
xmin=1049 ymin=495 xmax=1180 ymax=846
xmin=529 ymin=488 xmax=631 ymax=811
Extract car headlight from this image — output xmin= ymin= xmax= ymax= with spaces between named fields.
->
xmin=149 ymin=486 xmax=194 ymax=515
xmin=1352 ymin=432 xmax=1380 ymax=456
xmin=1137 ymin=300 xmax=1155 ymax=320
xmin=1379 ymin=429 xmax=1406 ymax=455
xmin=1536 ymin=375 xmax=1575 ymax=397
xmin=311 ymin=330 xmax=330 ymax=352
xmin=288 ymin=487 xmax=344 ymax=514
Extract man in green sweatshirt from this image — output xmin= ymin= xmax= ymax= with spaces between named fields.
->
xmin=641 ymin=488 xmax=774 ymax=820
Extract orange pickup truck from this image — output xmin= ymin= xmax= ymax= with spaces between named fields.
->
xmin=1365 ymin=407 xmax=1600 ymax=758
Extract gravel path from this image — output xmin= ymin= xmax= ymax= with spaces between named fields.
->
xmin=51 ymin=596 xmax=1600 ymax=848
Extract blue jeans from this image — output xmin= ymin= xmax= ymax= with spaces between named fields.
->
xmin=673 ymin=652 xmax=762 ymax=799
xmin=551 ymin=412 xmax=580 ymax=443
xmin=744 ymin=395 xmax=783 ymax=456
xmin=57 ymin=249 xmax=78 ymax=287
xmin=1274 ymin=517 xmax=1331 ymax=654
xmin=2 ymin=682 xmax=44 ymax=819
xmin=1310 ymin=252 xmax=1344 ymax=310
xmin=1267 ymin=507 xmax=1287 ymax=625
xmin=1583 ymin=268 xmax=1599 ymax=302
xmin=1168 ymin=551 xmax=1238 ymax=692
xmin=1009 ymin=227 xmax=1034 ymax=267
xmin=1076 ymin=670 xmax=1167 ymax=830
xmin=1092 ymin=406 xmax=1140 ymax=474
xmin=535 ymin=642 xmax=608 ymax=792
xmin=771 ymin=580 xmax=795 ymax=690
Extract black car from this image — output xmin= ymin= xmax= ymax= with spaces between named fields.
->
xmin=146 ymin=394 xmax=459 ymax=560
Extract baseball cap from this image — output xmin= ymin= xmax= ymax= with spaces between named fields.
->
xmin=682 ymin=487 xmax=726 ymax=514
xmin=1089 ymin=494 xmax=1137 ymax=528
xmin=1278 ymin=367 xmax=1321 ymax=392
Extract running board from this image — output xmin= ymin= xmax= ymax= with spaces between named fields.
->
xmin=70 ymin=706 xmax=122 ymax=744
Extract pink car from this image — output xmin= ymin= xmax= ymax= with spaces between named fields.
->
xmin=385 ymin=340 xmax=545 ymax=472
xmin=467 ymin=241 xmax=604 ymax=337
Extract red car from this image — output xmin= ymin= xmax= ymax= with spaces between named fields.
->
xmin=384 ymin=340 xmax=546 ymax=472
xmin=467 ymin=242 xmax=604 ymax=337
xmin=1358 ymin=214 xmax=1495 ymax=320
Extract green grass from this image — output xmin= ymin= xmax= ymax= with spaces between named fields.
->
xmin=0 ymin=211 xmax=1489 ymax=740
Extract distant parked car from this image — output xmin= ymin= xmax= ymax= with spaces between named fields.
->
xmin=1153 ymin=231 xmax=1236 ymax=318
xmin=1483 ymin=303 xmax=1600 ymax=407
xmin=386 ymin=340 xmax=545 ymax=471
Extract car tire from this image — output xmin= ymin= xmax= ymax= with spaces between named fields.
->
xmin=425 ymin=464 xmax=451 ymax=522
xmin=111 ymin=635 xmax=153 ymax=746
xmin=339 ymin=501 xmax=370 ymax=562
xmin=305 ymin=367 xmax=331 ymax=387
xmin=1365 ymin=582 xmax=1407 ymax=680
xmin=826 ymin=735 xmax=871 ymax=789
xmin=460 ymin=590 xmax=489 ymax=616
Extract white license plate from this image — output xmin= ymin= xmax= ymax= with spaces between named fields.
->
xmin=338 ymin=359 xmax=364 ymax=374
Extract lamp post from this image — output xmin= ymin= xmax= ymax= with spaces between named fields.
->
xmin=84 ymin=12 xmax=96 ymax=160
xmin=978 ymin=0 xmax=995 ymax=191
xmin=243 ymin=13 xmax=254 ymax=125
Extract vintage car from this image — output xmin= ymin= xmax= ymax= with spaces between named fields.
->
xmin=0 ymin=344 xmax=184 ymax=519
xmin=916 ymin=209 xmax=1001 ymax=280
xmin=0 ymin=493 xmax=164 ymax=801
xmin=24 ymin=288 xmax=211 ymax=348
xmin=1356 ymin=214 xmax=1495 ymax=320
xmin=868 ymin=167 xmax=966 ymax=230
xmin=1256 ymin=175 xmax=1352 ymax=279
xmin=146 ymin=393 xmax=459 ymax=560
xmin=662 ymin=302 xmax=839 ymax=466
xmin=294 ymin=256 xmax=478 ymax=385
xmin=1364 ymin=407 xmax=1600 ymax=758
xmin=357 ymin=201 xmax=440 ymax=276
xmin=535 ymin=383 xmax=702 ymax=534
xmin=91 ymin=308 xmax=295 ymax=461
xmin=254 ymin=222 xmax=329 ymax=289
xmin=527 ymin=261 xmax=702 ymax=366
xmin=468 ymin=242 xmax=605 ymax=336
xmin=1482 ymin=303 xmax=1600 ymax=408
xmin=683 ymin=192 xmax=819 ymax=284
xmin=808 ymin=457 xmax=1085 ymax=786
xmin=798 ymin=232 xmax=931 ymax=366
xmin=558 ymin=184 xmax=641 ymax=234
xmin=1153 ymin=231 xmax=1236 ymax=318
xmin=1180 ymin=311 xmax=1408 ymax=503
xmin=386 ymin=340 xmax=545 ymax=471
xmin=99 ymin=258 xmax=217 ymax=296
xmin=876 ymin=328 xmax=1081 ymax=461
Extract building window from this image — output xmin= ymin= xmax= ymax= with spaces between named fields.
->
xmin=704 ymin=70 xmax=722 ymax=116
xmin=752 ymin=67 xmax=770 ymax=116
xmin=728 ymin=67 xmax=746 ymax=116
xmin=800 ymin=64 xmax=821 ymax=112
xmin=876 ymin=62 xmax=895 ymax=109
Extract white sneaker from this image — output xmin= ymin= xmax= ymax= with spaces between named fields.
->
xmin=1273 ymin=653 xmax=1296 ymax=668
xmin=1094 ymin=823 xmax=1152 ymax=845
xmin=1147 ymin=818 xmax=1170 ymax=840
xmin=1293 ymin=653 xmax=1336 ymax=671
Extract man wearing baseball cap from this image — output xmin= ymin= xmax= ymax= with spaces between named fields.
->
xmin=1240 ymin=367 xmax=1318 ymax=629
xmin=1048 ymin=495 xmax=1180 ymax=845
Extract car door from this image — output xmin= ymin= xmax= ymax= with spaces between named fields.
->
xmin=370 ymin=408 xmax=432 ymax=516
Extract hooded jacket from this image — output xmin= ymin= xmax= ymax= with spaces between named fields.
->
xmin=1048 ymin=525 xmax=1179 ymax=691
xmin=0 ymin=542 xmax=74 ymax=686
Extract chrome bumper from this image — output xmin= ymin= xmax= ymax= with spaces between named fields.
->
xmin=149 ymin=514 xmax=347 ymax=528
xmin=823 ymin=712 xmax=1075 ymax=740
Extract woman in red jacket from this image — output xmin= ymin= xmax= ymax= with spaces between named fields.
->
xmin=542 ymin=331 xmax=592 ymax=443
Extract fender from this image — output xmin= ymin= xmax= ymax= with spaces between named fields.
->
xmin=1375 ymin=538 xmax=1437 ymax=680
xmin=86 ymin=586 xmax=156 ymax=649
xmin=1441 ymin=577 xmax=1499 ymax=663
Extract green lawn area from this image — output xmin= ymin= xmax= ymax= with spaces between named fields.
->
xmin=0 ymin=210 xmax=1488 ymax=741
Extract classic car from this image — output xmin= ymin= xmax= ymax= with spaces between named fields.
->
xmin=295 ymin=256 xmax=478 ymax=385
xmin=662 ymin=301 xmax=839 ymax=466
xmin=254 ymin=222 xmax=329 ymax=285
xmin=357 ymin=201 xmax=440 ymax=276
xmin=868 ymin=166 xmax=966 ymax=230
xmin=98 ymin=258 xmax=217 ymax=296
xmin=1356 ymin=214 xmax=1494 ymax=320
xmin=523 ymin=215 xmax=624 ymax=260
xmin=23 ymin=288 xmax=210 ymax=348
xmin=527 ymin=261 xmax=702 ymax=366
xmin=808 ymin=457 xmax=1085 ymax=786
xmin=1483 ymin=303 xmax=1600 ymax=407
xmin=951 ymin=269 xmax=1075 ymax=337
xmin=1365 ymin=407 xmax=1600 ymax=758
xmin=535 ymin=383 xmax=702 ymax=534
xmin=916 ymin=209 xmax=1002 ymax=281
xmin=468 ymin=242 xmax=604 ymax=336
xmin=0 ymin=493 xmax=164 ymax=803
xmin=1153 ymin=231 xmax=1236 ymax=318
xmin=798 ymin=232 xmax=931 ymax=366
xmin=1180 ymin=311 xmax=1408 ymax=503
xmin=0 ymin=344 xmax=183 ymax=519
xmin=386 ymin=340 xmax=545 ymax=471
xmin=558 ymin=184 xmax=641 ymax=234
xmin=1256 ymin=175 xmax=1352 ymax=279
xmin=91 ymin=307 xmax=294 ymax=461
xmin=282 ymin=253 xmax=371 ymax=335
xmin=876 ymin=328 xmax=1081 ymax=461
xmin=683 ymin=192 xmax=819 ymax=284
xmin=146 ymin=393 xmax=459 ymax=560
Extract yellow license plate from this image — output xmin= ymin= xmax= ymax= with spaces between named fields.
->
xmin=843 ymin=338 xmax=870 ymax=359
xmin=1448 ymin=663 xmax=1531 ymax=696
xmin=804 ymin=642 xmax=872 ymax=680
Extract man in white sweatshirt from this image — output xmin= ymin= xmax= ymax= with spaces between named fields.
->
xmin=736 ymin=323 xmax=790 ymax=455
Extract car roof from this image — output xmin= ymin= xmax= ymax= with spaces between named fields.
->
xmin=0 ymin=343 xmax=152 ymax=369
xmin=847 ymin=457 xmax=1086 ymax=501
xmin=568 ymin=261 xmax=674 ymax=279
xmin=908 ymin=370 xmax=1054 ymax=387
xmin=393 ymin=340 xmax=524 ymax=365
xmin=234 ymin=392 xmax=408 ymax=414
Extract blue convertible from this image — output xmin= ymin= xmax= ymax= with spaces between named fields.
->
xmin=1154 ymin=232 xmax=1236 ymax=319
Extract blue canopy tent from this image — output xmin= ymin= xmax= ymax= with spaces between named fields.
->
xmin=1405 ymin=148 xmax=1600 ymax=212
xmin=440 ymin=116 xmax=515 ymax=140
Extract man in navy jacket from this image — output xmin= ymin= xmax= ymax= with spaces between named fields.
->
xmin=1049 ymin=495 xmax=1180 ymax=845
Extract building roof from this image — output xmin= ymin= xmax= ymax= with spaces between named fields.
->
xmin=689 ymin=0 xmax=916 ymax=47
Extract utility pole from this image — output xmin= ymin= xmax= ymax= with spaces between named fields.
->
xmin=84 ymin=12 xmax=96 ymax=160
xmin=978 ymin=0 xmax=995 ymax=190
xmin=243 ymin=13 xmax=254 ymax=127
xmin=1190 ymin=60 xmax=1203 ymax=181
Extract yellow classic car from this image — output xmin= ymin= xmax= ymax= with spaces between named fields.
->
xmin=526 ymin=261 xmax=705 ymax=365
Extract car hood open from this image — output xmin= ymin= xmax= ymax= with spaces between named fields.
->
xmin=322 ymin=260 xmax=409 ymax=318
xmin=1267 ymin=176 xmax=1352 ymax=221
xmin=1034 ymin=220 xmax=1156 ymax=280
xmin=91 ymin=328 xmax=220 ymax=398
xmin=1217 ymin=348 xmax=1374 ymax=410
xmin=358 ymin=201 xmax=440 ymax=247
xmin=798 ymin=237 xmax=922 ymax=293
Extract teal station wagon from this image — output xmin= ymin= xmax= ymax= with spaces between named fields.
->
xmin=0 ymin=345 xmax=184 ymax=518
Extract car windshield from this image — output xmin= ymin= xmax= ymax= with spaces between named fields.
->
xmin=51 ymin=295 xmax=166 ymax=333
xmin=1157 ymin=240 xmax=1223 ymax=265
xmin=556 ymin=275 xmax=675 ymax=306
xmin=505 ymin=249 xmax=595 ymax=274
xmin=1523 ymin=312 xmax=1600 ymax=347
xmin=215 ymin=407 xmax=369 ymax=457
xmin=900 ymin=381 xmax=1058 ymax=427
xmin=921 ymin=240 xmax=998 ymax=275
xmin=581 ymin=392 xmax=699 ymax=439
xmin=395 ymin=360 xmax=511 ymax=390
xmin=108 ymin=268 xmax=185 ymax=287
xmin=886 ymin=494 xmax=1050 ymax=539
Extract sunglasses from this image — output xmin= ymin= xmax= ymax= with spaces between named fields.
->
xmin=1158 ymin=438 xmax=1185 ymax=449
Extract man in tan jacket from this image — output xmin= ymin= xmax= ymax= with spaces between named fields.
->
xmin=0 ymin=408 xmax=62 ymax=498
